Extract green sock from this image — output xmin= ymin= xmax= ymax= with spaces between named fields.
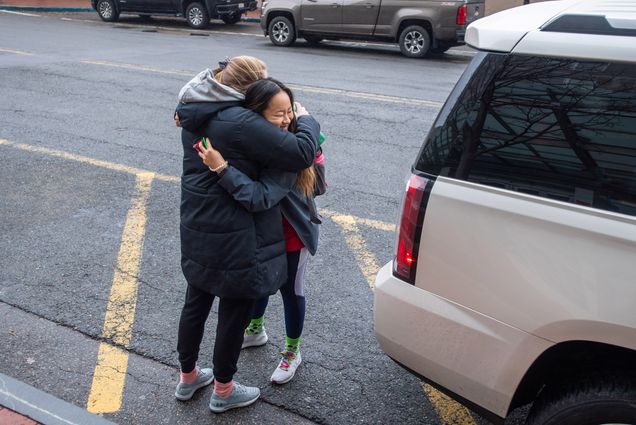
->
xmin=246 ymin=316 xmax=264 ymax=334
xmin=285 ymin=336 xmax=301 ymax=353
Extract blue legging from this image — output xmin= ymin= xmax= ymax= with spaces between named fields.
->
xmin=252 ymin=248 xmax=309 ymax=339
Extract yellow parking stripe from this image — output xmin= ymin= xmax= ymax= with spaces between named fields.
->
xmin=87 ymin=173 xmax=154 ymax=413
xmin=321 ymin=208 xmax=477 ymax=425
xmin=423 ymin=384 xmax=477 ymax=425
xmin=88 ymin=344 xmax=129 ymax=414
xmin=1 ymin=138 xmax=475 ymax=424
xmin=0 ymin=140 xmax=178 ymax=183
xmin=322 ymin=210 xmax=381 ymax=289
xmin=0 ymin=48 xmax=34 ymax=56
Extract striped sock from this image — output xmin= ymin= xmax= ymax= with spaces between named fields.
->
xmin=214 ymin=380 xmax=234 ymax=398
xmin=285 ymin=336 xmax=301 ymax=353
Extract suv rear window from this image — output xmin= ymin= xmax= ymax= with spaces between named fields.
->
xmin=417 ymin=53 xmax=636 ymax=217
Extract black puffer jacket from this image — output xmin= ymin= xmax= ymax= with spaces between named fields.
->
xmin=177 ymin=101 xmax=320 ymax=299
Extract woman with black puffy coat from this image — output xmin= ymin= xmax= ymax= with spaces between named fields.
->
xmin=173 ymin=56 xmax=320 ymax=413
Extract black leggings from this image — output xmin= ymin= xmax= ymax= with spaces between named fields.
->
xmin=252 ymin=249 xmax=308 ymax=339
xmin=177 ymin=285 xmax=254 ymax=383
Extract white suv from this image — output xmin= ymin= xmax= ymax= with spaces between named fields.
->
xmin=373 ymin=1 xmax=636 ymax=424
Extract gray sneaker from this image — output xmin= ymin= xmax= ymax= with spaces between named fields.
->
xmin=209 ymin=382 xmax=260 ymax=413
xmin=175 ymin=368 xmax=214 ymax=401
xmin=241 ymin=329 xmax=268 ymax=349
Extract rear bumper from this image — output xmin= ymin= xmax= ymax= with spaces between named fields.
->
xmin=433 ymin=26 xmax=465 ymax=47
xmin=215 ymin=0 xmax=256 ymax=15
xmin=373 ymin=262 xmax=552 ymax=418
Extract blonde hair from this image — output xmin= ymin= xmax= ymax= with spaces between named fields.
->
xmin=213 ymin=56 xmax=267 ymax=94
xmin=295 ymin=166 xmax=316 ymax=198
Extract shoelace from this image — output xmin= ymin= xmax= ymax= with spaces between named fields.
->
xmin=278 ymin=351 xmax=296 ymax=371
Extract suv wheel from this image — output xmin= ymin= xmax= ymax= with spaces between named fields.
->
xmin=186 ymin=2 xmax=209 ymax=29
xmin=268 ymin=16 xmax=296 ymax=47
xmin=526 ymin=371 xmax=636 ymax=425
xmin=398 ymin=25 xmax=430 ymax=58
xmin=96 ymin=0 xmax=119 ymax=22
xmin=221 ymin=12 xmax=242 ymax=24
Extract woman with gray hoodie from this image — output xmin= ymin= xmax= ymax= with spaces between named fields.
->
xmin=173 ymin=57 xmax=320 ymax=413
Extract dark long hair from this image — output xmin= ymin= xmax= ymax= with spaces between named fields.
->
xmin=244 ymin=78 xmax=316 ymax=197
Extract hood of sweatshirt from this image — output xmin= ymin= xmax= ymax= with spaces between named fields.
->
xmin=177 ymin=68 xmax=244 ymax=103
xmin=176 ymin=69 xmax=244 ymax=132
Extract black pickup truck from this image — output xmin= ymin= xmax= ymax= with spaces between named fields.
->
xmin=92 ymin=0 xmax=257 ymax=28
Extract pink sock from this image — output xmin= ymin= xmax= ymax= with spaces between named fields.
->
xmin=214 ymin=380 xmax=234 ymax=398
xmin=180 ymin=366 xmax=199 ymax=385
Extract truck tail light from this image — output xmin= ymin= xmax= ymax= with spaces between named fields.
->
xmin=457 ymin=4 xmax=467 ymax=25
xmin=393 ymin=173 xmax=434 ymax=284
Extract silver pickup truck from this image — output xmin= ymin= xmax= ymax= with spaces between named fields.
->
xmin=260 ymin=0 xmax=483 ymax=57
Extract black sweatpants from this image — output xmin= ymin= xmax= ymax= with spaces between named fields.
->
xmin=177 ymin=284 xmax=255 ymax=383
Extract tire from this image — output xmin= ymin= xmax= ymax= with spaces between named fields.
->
xmin=186 ymin=2 xmax=209 ymax=29
xmin=268 ymin=16 xmax=296 ymax=47
xmin=398 ymin=25 xmax=430 ymax=58
xmin=221 ymin=12 xmax=242 ymax=24
xmin=525 ymin=370 xmax=636 ymax=425
xmin=96 ymin=0 xmax=119 ymax=22
xmin=304 ymin=34 xmax=322 ymax=46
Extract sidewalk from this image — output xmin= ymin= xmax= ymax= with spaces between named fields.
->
xmin=0 ymin=372 xmax=115 ymax=425
xmin=0 ymin=0 xmax=261 ymax=20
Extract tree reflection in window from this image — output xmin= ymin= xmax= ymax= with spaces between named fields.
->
xmin=418 ymin=54 xmax=636 ymax=216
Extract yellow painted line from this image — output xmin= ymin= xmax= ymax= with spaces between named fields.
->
xmin=1 ymin=138 xmax=472 ymax=423
xmin=79 ymin=60 xmax=443 ymax=107
xmin=0 ymin=139 xmax=178 ymax=184
xmin=288 ymin=84 xmax=444 ymax=107
xmin=87 ymin=343 xmax=129 ymax=415
xmin=323 ymin=211 xmax=381 ymax=290
xmin=322 ymin=209 xmax=395 ymax=232
xmin=80 ymin=60 xmax=192 ymax=77
xmin=322 ymin=207 xmax=476 ymax=425
xmin=87 ymin=172 xmax=154 ymax=414
xmin=423 ymin=383 xmax=477 ymax=425
xmin=0 ymin=48 xmax=34 ymax=56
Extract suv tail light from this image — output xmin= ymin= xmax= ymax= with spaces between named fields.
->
xmin=393 ymin=173 xmax=434 ymax=284
xmin=457 ymin=5 xmax=467 ymax=25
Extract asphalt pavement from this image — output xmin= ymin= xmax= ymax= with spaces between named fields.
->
xmin=0 ymin=8 xmax=527 ymax=425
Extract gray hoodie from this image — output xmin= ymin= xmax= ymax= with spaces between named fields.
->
xmin=177 ymin=68 xmax=244 ymax=104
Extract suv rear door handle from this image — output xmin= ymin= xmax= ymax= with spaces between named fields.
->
xmin=331 ymin=2 xmax=339 ymax=7
xmin=364 ymin=2 xmax=373 ymax=7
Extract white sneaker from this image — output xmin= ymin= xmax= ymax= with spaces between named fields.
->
xmin=241 ymin=329 xmax=268 ymax=349
xmin=271 ymin=351 xmax=302 ymax=384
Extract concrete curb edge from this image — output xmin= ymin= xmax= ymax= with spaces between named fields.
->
xmin=0 ymin=372 xmax=116 ymax=425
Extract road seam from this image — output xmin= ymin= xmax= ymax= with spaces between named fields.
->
xmin=1 ymin=138 xmax=475 ymax=424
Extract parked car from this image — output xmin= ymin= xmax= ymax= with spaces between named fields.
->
xmin=374 ymin=0 xmax=636 ymax=424
xmin=92 ymin=0 xmax=257 ymax=28
xmin=260 ymin=0 xmax=483 ymax=58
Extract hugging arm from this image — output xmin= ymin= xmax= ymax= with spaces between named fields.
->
xmin=217 ymin=168 xmax=296 ymax=212
xmin=197 ymin=139 xmax=296 ymax=212
xmin=239 ymin=114 xmax=321 ymax=172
